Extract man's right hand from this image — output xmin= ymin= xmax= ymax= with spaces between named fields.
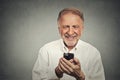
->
xmin=55 ymin=58 xmax=64 ymax=78
xmin=55 ymin=57 xmax=74 ymax=78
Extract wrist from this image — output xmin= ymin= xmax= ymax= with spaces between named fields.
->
xmin=55 ymin=66 xmax=63 ymax=78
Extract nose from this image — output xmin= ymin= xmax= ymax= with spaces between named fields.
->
xmin=68 ymin=27 xmax=74 ymax=35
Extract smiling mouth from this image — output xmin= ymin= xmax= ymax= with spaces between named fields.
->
xmin=64 ymin=33 xmax=78 ymax=41
xmin=65 ymin=36 xmax=76 ymax=41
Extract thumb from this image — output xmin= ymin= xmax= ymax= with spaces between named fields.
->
xmin=73 ymin=57 xmax=80 ymax=65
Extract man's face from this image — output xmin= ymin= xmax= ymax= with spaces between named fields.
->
xmin=58 ymin=13 xmax=84 ymax=48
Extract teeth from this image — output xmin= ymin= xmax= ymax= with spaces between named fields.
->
xmin=67 ymin=36 xmax=74 ymax=40
xmin=64 ymin=34 xmax=77 ymax=41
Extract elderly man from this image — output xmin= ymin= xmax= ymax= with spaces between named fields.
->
xmin=32 ymin=8 xmax=105 ymax=80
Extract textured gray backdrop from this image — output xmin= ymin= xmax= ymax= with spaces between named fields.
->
xmin=0 ymin=0 xmax=120 ymax=80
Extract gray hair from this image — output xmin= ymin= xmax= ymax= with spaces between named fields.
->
xmin=57 ymin=8 xmax=84 ymax=21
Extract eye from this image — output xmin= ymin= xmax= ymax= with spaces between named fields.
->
xmin=73 ymin=25 xmax=79 ymax=29
xmin=62 ymin=25 xmax=69 ymax=29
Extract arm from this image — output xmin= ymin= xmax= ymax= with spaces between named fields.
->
xmin=87 ymin=50 xmax=105 ymax=80
xmin=32 ymin=47 xmax=48 ymax=80
xmin=32 ymin=46 xmax=60 ymax=80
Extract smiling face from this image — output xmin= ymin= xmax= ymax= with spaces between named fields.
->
xmin=58 ymin=13 xmax=84 ymax=50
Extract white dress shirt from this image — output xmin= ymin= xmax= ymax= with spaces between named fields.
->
xmin=32 ymin=39 xmax=105 ymax=80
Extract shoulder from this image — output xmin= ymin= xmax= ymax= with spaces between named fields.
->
xmin=78 ymin=40 xmax=98 ymax=50
xmin=39 ymin=39 xmax=61 ymax=52
xmin=78 ymin=40 xmax=102 ymax=65
xmin=44 ymin=39 xmax=61 ymax=48
xmin=78 ymin=40 xmax=101 ymax=56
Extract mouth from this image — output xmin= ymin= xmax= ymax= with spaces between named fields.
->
xmin=62 ymin=33 xmax=79 ymax=47
xmin=64 ymin=33 xmax=77 ymax=41
xmin=65 ymin=36 xmax=75 ymax=41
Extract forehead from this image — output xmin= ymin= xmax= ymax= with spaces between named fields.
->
xmin=59 ymin=13 xmax=83 ymax=24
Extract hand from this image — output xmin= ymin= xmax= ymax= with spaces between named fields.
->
xmin=55 ymin=57 xmax=85 ymax=80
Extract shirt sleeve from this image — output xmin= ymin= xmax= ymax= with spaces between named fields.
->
xmin=32 ymin=46 xmax=59 ymax=80
xmin=32 ymin=47 xmax=48 ymax=80
xmin=86 ymin=48 xmax=105 ymax=80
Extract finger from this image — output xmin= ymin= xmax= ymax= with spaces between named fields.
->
xmin=73 ymin=58 xmax=81 ymax=70
xmin=59 ymin=61 xmax=71 ymax=74
xmin=58 ymin=58 xmax=65 ymax=73
xmin=73 ymin=58 xmax=80 ymax=65
xmin=58 ymin=58 xmax=62 ymax=64
xmin=60 ymin=58 xmax=74 ymax=73
xmin=58 ymin=65 xmax=64 ymax=73
xmin=69 ymin=59 xmax=74 ymax=63
xmin=62 ymin=58 xmax=75 ymax=69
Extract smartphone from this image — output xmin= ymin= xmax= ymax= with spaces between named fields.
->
xmin=63 ymin=53 xmax=74 ymax=60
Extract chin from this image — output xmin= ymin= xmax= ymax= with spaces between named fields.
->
xmin=64 ymin=40 xmax=77 ymax=47
xmin=62 ymin=36 xmax=79 ymax=47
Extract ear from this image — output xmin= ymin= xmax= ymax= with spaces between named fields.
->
xmin=57 ymin=21 xmax=61 ymax=34
xmin=81 ymin=26 xmax=84 ymax=35
xmin=58 ymin=26 xmax=61 ymax=34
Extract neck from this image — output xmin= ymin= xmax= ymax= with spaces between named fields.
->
xmin=68 ymin=46 xmax=75 ymax=51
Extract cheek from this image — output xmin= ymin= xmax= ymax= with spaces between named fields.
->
xmin=75 ymin=29 xmax=80 ymax=34
xmin=60 ymin=29 xmax=68 ymax=35
xmin=75 ymin=29 xmax=82 ymax=35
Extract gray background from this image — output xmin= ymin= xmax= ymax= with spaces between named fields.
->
xmin=0 ymin=0 xmax=120 ymax=80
